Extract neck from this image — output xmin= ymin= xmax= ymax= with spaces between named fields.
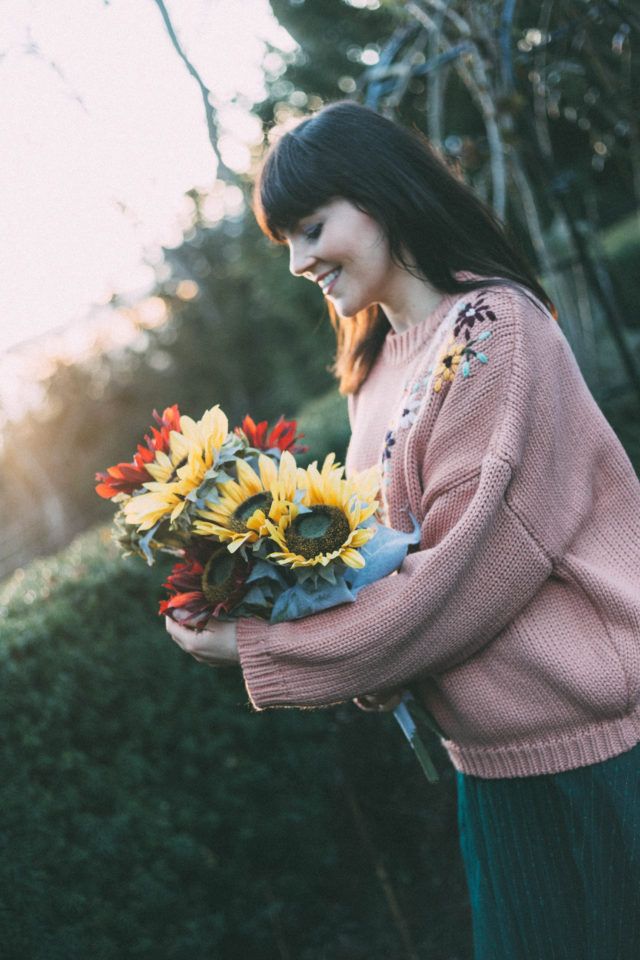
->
xmin=382 ymin=269 xmax=443 ymax=334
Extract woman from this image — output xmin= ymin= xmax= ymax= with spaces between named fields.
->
xmin=166 ymin=101 xmax=640 ymax=957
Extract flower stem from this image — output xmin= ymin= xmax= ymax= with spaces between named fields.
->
xmin=393 ymin=695 xmax=440 ymax=783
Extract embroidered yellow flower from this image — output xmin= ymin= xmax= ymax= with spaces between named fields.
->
xmin=432 ymin=336 xmax=465 ymax=392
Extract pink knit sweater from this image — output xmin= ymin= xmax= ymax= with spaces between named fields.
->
xmin=237 ymin=284 xmax=640 ymax=778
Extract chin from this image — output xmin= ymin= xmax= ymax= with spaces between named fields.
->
xmin=329 ymin=297 xmax=364 ymax=319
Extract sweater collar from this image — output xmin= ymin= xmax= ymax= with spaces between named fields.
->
xmin=381 ymin=291 xmax=460 ymax=366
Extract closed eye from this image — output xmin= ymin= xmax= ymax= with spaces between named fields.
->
xmin=303 ymin=222 xmax=323 ymax=241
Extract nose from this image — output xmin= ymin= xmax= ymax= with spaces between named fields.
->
xmin=288 ymin=240 xmax=314 ymax=277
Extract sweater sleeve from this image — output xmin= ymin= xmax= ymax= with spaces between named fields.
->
xmin=236 ymin=290 xmax=559 ymax=708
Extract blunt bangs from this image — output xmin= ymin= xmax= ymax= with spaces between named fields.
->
xmin=255 ymin=103 xmax=396 ymax=244
xmin=254 ymin=103 xmax=433 ymax=264
xmin=255 ymin=125 xmax=338 ymax=243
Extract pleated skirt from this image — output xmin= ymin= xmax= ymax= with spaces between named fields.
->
xmin=456 ymin=740 xmax=640 ymax=960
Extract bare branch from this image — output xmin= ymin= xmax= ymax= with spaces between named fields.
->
xmin=407 ymin=3 xmax=506 ymax=217
xmin=23 ymin=30 xmax=88 ymax=112
xmin=342 ymin=772 xmax=421 ymax=960
xmin=509 ymin=149 xmax=571 ymax=324
xmin=152 ymin=0 xmax=235 ymax=182
xmin=417 ymin=0 xmax=447 ymax=147
xmin=464 ymin=45 xmax=506 ymax=216
xmin=383 ymin=29 xmax=431 ymax=113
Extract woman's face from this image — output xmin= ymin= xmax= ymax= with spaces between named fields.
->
xmin=283 ymin=198 xmax=399 ymax=318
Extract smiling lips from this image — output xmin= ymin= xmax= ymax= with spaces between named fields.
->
xmin=316 ymin=267 xmax=341 ymax=294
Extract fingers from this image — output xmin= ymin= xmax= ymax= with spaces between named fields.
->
xmin=165 ymin=617 xmax=210 ymax=663
xmin=165 ymin=615 xmax=197 ymax=649
xmin=164 ymin=616 xmax=240 ymax=667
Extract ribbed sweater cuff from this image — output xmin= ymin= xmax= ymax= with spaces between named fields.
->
xmin=446 ymin=707 xmax=640 ymax=778
xmin=236 ymin=617 xmax=292 ymax=709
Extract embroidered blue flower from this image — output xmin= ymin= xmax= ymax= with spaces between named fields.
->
xmin=381 ymin=430 xmax=396 ymax=462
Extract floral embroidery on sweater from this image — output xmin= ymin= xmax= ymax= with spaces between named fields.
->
xmin=381 ymin=429 xmax=396 ymax=463
xmin=378 ymin=293 xmax=496 ymax=519
xmin=453 ymin=293 xmax=497 ymax=341
xmin=380 ymin=384 xmax=430 ymax=521
xmin=397 ymin=393 xmax=423 ymax=429
xmin=432 ymin=330 xmax=491 ymax=392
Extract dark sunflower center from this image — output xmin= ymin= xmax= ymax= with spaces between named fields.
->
xmin=202 ymin=547 xmax=236 ymax=604
xmin=285 ymin=505 xmax=351 ymax=559
xmin=229 ymin=492 xmax=273 ymax=532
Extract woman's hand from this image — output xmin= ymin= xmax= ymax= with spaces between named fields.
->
xmin=165 ymin=614 xmax=240 ymax=667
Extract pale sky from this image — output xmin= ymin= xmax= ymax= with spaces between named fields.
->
xmin=0 ymin=0 xmax=295 ymax=356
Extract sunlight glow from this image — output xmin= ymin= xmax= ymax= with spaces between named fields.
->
xmin=0 ymin=0 xmax=296 ymax=356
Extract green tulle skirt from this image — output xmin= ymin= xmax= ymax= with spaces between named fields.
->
xmin=457 ymin=741 xmax=640 ymax=960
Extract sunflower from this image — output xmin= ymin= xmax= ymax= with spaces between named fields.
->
xmin=144 ymin=405 xmax=229 ymax=484
xmin=193 ymin=452 xmax=298 ymax=551
xmin=266 ymin=455 xmax=379 ymax=569
xmin=123 ymin=405 xmax=230 ymax=531
xmin=159 ymin=544 xmax=250 ymax=625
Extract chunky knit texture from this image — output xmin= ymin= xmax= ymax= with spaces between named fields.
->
xmin=236 ymin=284 xmax=640 ymax=778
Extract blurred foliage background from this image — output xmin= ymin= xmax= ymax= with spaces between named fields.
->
xmin=2 ymin=0 xmax=638 ymax=577
xmin=1 ymin=1 xmax=639 ymax=957
xmin=0 ymin=529 xmax=468 ymax=959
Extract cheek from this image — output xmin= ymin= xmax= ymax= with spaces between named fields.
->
xmin=362 ymin=224 xmax=392 ymax=264
xmin=366 ymin=240 xmax=394 ymax=281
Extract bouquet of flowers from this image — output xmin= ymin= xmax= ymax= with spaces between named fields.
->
xmin=96 ymin=404 xmax=438 ymax=779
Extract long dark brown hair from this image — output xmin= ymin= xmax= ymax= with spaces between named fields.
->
xmin=254 ymin=101 xmax=553 ymax=393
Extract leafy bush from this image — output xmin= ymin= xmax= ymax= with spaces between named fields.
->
xmin=295 ymin=388 xmax=350 ymax=467
xmin=0 ymin=529 xmax=471 ymax=960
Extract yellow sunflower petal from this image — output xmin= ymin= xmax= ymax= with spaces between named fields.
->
xmin=350 ymin=465 xmax=379 ymax=502
xmin=257 ymin=454 xmax=278 ymax=490
xmin=226 ymin=531 xmax=256 ymax=552
xmin=348 ymin=527 xmax=376 ymax=548
xmin=169 ymin=432 xmax=191 ymax=462
xmin=353 ymin=501 xmax=378 ymax=526
xmin=339 ymin=548 xmax=367 ymax=569
xmin=145 ymin=451 xmax=174 ymax=482
xmin=235 ymin=457 xmax=263 ymax=494
xmin=169 ymin=500 xmax=188 ymax=523
xmin=123 ymin=491 xmax=180 ymax=530
xmin=277 ymin=451 xmax=299 ymax=500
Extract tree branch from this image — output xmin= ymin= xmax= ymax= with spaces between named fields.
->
xmin=407 ymin=2 xmax=506 ymax=217
xmin=341 ymin=771 xmax=421 ymax=960
xmin=152 ymin=0 xmax=235 ymax=182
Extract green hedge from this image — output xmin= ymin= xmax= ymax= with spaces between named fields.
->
xmin=295 ymin=389 xmax=350 ymax=467
xmin=0 ymin=529 xmax=471 ymax=960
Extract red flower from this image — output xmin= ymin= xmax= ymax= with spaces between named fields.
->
xmin=158 ymin=558 xmax=208 ymax=621
xmin=159 ymin=543 xmax=251 ymax=625
xmin=95 ymin=405 xmax=181 ymax=499
xmin=237 ymin=415 xmax=308 ymax=454
xmin=146 ymin=404 xmax=181 ymax=454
